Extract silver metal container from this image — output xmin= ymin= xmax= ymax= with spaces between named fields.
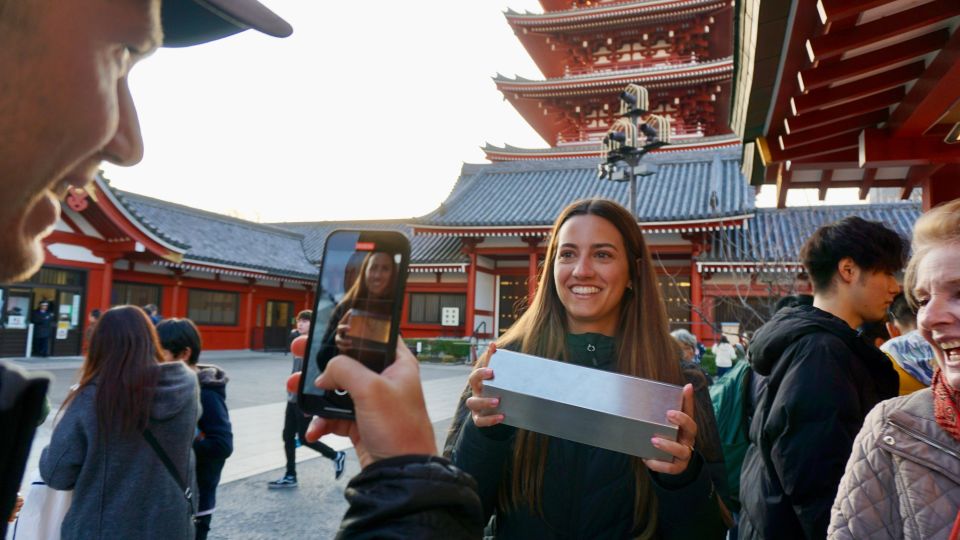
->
xmin=481 ymin=349 xmax=683 ymax=460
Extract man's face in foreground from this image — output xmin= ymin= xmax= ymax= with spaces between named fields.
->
xmin=0 ymin=0 xmax=161 ymax=282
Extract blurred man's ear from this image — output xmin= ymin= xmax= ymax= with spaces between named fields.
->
xmin=885 ymin=321 xmax=901 ymax=339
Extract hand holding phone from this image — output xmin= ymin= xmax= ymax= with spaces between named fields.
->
xmin=298 ymin=230 xmax=410 ymax=419
xmin=288 ymin=341 xmax=437 ymax=469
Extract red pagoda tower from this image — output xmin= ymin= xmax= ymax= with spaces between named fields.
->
xmin=485 ymin=0 xmax=738 ymax=161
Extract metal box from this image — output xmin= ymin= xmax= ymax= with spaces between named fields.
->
xmin=481 ymin=349 xmax=682 ymax=460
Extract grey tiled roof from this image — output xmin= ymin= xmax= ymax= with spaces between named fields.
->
xmin=116 ymin=191 xmax=319 ymax=279
xmin=704 ymin=203 xmax=921 ymax=264
xmin=417 ymin=149 xmax=753 ymax=227
xmin=274 ymin=222 xmax=468 ymax=267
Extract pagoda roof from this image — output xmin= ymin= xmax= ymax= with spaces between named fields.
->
xmin=116 ymin=190 xmax=320 ymax=280
xmin=415 ymin=147 xmax=752 ymax=234
xmin=700 ymin=202 xmax=921 ymax=270
xmin=495 ymin=56 xmax=732 ymax=95
xmin=505 ymin=0 xmax=726 ymax=32
xmin=482 ymin=134 xmax=740 ymax=161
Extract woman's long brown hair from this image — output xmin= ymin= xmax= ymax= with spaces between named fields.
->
xmin=494 ymin=198 xmax=684 ymax=537
xmin=60 ymin=305 xmax=163 ymax=437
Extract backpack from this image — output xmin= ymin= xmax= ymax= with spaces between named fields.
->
xmin=708 ymin=360 xmax=752 ymax=512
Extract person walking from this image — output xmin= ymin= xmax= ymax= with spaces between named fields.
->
xmin=157 ymin=318 xmax=232 ymax=540
xmin=739 ymin=217 xmax=905 ymax=539
xmin=39 ymin=306 xmax=199 ymax=539
xmin=268 ymin=310 xmax=346 ymax=488
xmin=829 ymin=198 xmax=960 ymax=539
xmin=712 ymin=337 xmax=736 ymax=378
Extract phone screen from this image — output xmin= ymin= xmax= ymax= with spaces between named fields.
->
xmin=299 ymin=230 xmax=409 ymax=418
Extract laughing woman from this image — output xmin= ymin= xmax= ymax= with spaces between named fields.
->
xmin=450 ymin=199 xmax=726 ymax=539
xmin=829 ymin=198 xmax=960 ymax=539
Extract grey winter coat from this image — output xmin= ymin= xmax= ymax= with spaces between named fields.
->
xmin=40 ymin=362 xmax=200 ymax=540
xmin=829 ymin=389 xmax=960 ymax=539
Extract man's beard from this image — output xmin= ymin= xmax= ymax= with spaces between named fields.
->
xmin=0 ymin=228 xmax=43 ymax=283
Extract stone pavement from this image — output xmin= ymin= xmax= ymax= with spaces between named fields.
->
xmin=218 ymin=363 xmax=469 ymax=484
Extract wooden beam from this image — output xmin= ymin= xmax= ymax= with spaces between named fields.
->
xmin=787 ymin=149 xmax=859 ymax=170
xmin=778 ymin=131 xmax=860 ymax=161
xmin=798 ymin=29 xmax=948 ymax=92
xmin=888 ymin=25 xmax=960 ymax=137
xmin=858 ymin=168 xmax=877 ymax=200
xmin=818 ymin=170 xmax=834 ymax=201
xmin=776 ymin=165 xmax=790 ymax=209
xmin=901 ymin=164 xmax=945 ymax=200
xmin=816 ymin=0 xmax=896 ymax=25
xmin=780 ymin=109 xmax=888 ymax=149
xmin=859 ymin=128 xmax=960 ymax=167
xmin=808 ymin=0 xmax=959 ymax=62
xmin=786 ymin=87 xmax=903 ymax=134
xmin=791 ymin=63 xmax=924 ymax=116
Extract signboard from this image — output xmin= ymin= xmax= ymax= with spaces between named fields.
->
xmin=56 ymin=321 xmax=69 ymax=340
xmin=4 ymin=297 xmax=29 ymax=329
xmin=441 ymin=307 xmax=460 ymax=327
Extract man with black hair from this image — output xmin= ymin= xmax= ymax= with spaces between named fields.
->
xmin=881 ymin=293 xmax=936 ymax=394
xmin=739 ymin=216 xmax=903 ymax=540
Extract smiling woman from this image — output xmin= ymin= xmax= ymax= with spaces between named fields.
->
xmin=830 ymin=198 xmax=960 ymax=540
xmin=448 ymin=198 xmax=727 ymax=539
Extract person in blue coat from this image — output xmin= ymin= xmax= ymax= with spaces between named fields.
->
xmin=157 ymin=318 xmax=233 ymax=540
xmin=452 ymin=199 xmax=726 ymax=539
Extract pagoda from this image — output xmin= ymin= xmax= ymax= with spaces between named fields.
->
xmin=485 ymin=0 xmax=738 ymax=161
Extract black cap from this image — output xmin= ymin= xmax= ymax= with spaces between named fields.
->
xmin=161 ymin=0 xmax=293 ymax=48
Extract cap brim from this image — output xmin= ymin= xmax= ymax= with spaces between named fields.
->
xmin=162 ymin=0 xmax=293 ymax=48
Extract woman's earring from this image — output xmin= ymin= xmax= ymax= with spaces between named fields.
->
xmin=626 ymin=282 xmax=633 ymax=290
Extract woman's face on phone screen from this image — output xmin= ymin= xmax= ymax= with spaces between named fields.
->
xmin=364 ymin=252 xmax=395 ymax=298
xmin=553 ymin=215 xmax=630 ymax=335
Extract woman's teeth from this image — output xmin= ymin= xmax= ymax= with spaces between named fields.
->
xmin=571 ymin=286 xmax=599 ymax=294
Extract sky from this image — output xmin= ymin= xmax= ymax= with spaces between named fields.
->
xmin=103 ymin=0 xmax=548 ymax=223
xmin=103 ymin=0 xmax=865 ymax=223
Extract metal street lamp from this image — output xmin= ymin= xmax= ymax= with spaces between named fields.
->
xmin=598 ymin=84 xmax=671 ymax=219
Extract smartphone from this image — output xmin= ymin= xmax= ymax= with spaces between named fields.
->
xmin=297 ymin=230 xmax=410 ymax=419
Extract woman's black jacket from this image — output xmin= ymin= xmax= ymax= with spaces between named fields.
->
xmin=449 ymin=333 xmax=726 ymax=539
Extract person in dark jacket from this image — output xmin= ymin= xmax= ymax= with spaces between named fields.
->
xmin=157 ymin=318 xmax=233 ymax=540
xmin=452 ymin=199 xmax=725 ymax=539
xmin=30 ymin=301 xmax=54 ymax=357
xmin=269 ymin=310 xmax=346 ymax=489
xmin=738 ymin=216 xmax=905 ymax=539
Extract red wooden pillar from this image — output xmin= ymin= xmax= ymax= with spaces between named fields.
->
xmin=522 ymin=236 xmax=541 ymax=305
xmin=99 ymin=255 xmax=118 ymax=310
xmin=303 ymin=285 xmax=313 ymax=311
xmin=463 ymin=239 xmax=480 ymax=337
xmin=244 ymin=278 xmax=256 ymax=350
xmin=690 ymin=244 xmax=704 ymax=341
xmin=170 ymin=269 xmax=183 ymax=316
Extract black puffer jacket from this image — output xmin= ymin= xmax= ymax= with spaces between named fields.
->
xmin=336 ymin=455 xmax=483 ymax=539
xmin=738 ymin=305 xmax=898 ymax=540
xmin=451 ymin=333 xmax=725 ymax=539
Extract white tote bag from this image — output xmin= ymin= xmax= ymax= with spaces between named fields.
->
xmin=7 ymin=470 xmax=72 ymax=540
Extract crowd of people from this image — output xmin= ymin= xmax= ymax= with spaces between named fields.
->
xmin=0 ymin=1 xmax=959 ymax=539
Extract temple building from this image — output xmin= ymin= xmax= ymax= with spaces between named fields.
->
xmin=0 ymin=0 xmax=931 ymax=356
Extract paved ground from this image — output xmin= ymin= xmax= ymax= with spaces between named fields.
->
xmin=11 ymin=351 xmax=471 ymax=539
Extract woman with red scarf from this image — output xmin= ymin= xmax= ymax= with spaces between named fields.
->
xmin=829 ymin=198 xmax=960 ymax=540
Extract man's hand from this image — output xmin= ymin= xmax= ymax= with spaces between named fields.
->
xmin=286 ymin=341 xmax=436 ymax=469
